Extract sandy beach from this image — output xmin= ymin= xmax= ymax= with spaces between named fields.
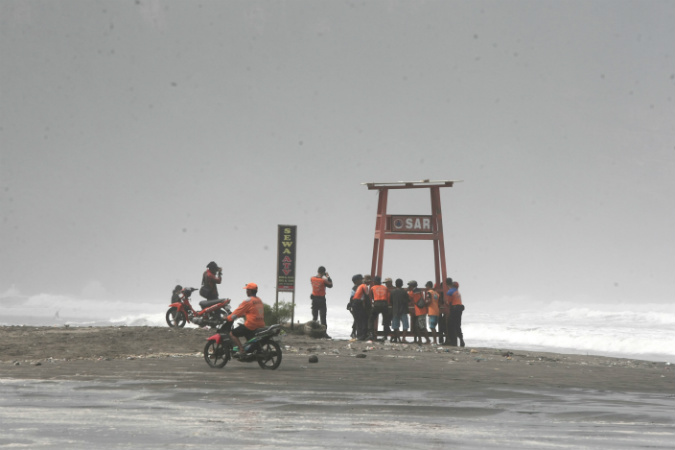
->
xmin=1 ymin=326 xmax=674 ymax=449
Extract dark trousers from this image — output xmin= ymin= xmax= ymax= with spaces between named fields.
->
xmin=350 ymin=299 xmax=368 ymax=340
xmin=368 ymin=301 xmax=391 ymax=336
xmin=446 ymin=305 xmax=464 ymax=345
xmin=450 ymin=305 xmax=464 ymax=339
xmin=409 ymin=309 xmax=418 ymax=341
xmin=438 ymin=310 xmax=448 ymax=343
xmin=311 ymin=296 xmax=327 ymax=328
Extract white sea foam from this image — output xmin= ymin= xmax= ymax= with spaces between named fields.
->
xmin=1 ymin=291 xmax=673 ymax=363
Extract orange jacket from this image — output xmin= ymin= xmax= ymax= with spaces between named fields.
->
xmin=310 ymin=276 xmax=332 ymax=297
xmin=450 ymin=282 xmax=463 ymax=306
xmin=427 ymin=289 xmax=440 ymax=316
xmin=371 ymin=284 xmax=391 ymax=304
xmin=409 ymin=290 xmax=427 ymax=316
xmin=353 ymin=283 xmax=370 ymax=301
xmin=228 ymin=296 xmax=265 ymax=330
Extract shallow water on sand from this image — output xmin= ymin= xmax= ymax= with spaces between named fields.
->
xmin=1 ymin=378 xmax=673 ymax=449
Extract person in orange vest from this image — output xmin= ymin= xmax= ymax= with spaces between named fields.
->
xmin=227 ymin=282 xmax=266 ymax=357
xmin=434 ymin=283 xmax=450 ymax=344
xmin=310 ymin=266 xmax=333 ymax=338
xmin=448 ymin=280 xmax=465 ymax=347
xmin=408 ymin=280 xmax=431 ymax=344
xmin=361 ymin=274 xmax=373 ymax=327
xmin=351 ymin=274 xmax=370 ymax=341
xmin=368 ymin=276 xmax=391 ymax=341
xmin=425 ymin=281 xmax=441 ymax=344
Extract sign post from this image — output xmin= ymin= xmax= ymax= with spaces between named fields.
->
xmin=276 ymin=225 xmax=297 ymax=329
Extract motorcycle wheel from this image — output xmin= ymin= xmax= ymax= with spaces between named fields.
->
xmin=204 ymin=340 xmax=229 ymax=368
xmin=257 ymin=341 xmax=282 ymax=370
xmin=165 ymin=307 xmax=187 ymax=328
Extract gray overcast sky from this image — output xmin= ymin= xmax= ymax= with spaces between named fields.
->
xmin=1 ymin=0 xmax=674 ymax=306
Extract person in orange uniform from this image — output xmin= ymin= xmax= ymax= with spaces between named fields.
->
xmin=352 ymin=274 xmax=372 ymax=341
xmin=425 ymin=281 xmax=441 ymax=344
xmin=310 ymin=266 xmax=333 ymax=338
xmin=448 ymin=281 xmax=465 ymax=347
xmin=368 ymin=276 xmax=391 ymax=341
xmin=227 ymin=282 xmax=265 ymax=357
xmin=408 ymin=280 xmax=431 ymax=344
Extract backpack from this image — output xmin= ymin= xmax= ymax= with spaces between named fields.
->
xmin=415 ymin=292 xmax=427 ymax=309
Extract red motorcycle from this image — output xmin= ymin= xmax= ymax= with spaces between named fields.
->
xmin=204 ymin=321 xmax=283 ymax=370
xmin=166 ymin=287 xmax=231 ymax=328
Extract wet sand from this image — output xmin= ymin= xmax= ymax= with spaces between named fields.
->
xmin=1 ymin=326 xmax=674 ymax=449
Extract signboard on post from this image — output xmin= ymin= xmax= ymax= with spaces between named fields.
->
xmin=276 ymin=225 xmax=297 ymax=291
xmin=276 ymin=225 xmax=297 ymax=329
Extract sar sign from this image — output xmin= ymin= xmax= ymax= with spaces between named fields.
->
xmin=390 ymin=215 xmax=433 ymax=233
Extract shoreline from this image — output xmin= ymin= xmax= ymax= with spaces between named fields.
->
xmin=0 ymin=325 xmax=672 ymax=394
xmin=2 ymin=326 xmax=674 ymax=449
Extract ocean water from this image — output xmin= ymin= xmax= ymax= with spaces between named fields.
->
xmin=2 ymin=291 xmax=674 ymax=363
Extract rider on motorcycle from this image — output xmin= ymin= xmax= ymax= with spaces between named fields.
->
xmin=227 ymin=282 xmax=265 ymax=357
xmin=171 ymin=285 xmax=183 ymax=303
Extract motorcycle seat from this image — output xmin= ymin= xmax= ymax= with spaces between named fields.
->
xmin=254 ymin=324 xmax=280 ymax=335
xmin=199 ymin=299 xmax=223 ymax=310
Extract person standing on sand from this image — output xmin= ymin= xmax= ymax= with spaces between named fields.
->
xmin=425 ymin=281 xmax=441 ymax=344
xmin=390 ymin=278 xmax=410 ymax=343
xmin=442 ymin=277 xmax=455 ymax=344
xmin=436 ymin=280 xmax=449 ymax=344
xmin=351 ymin=274 xmax=371 ymax=341
xmin=448 ymin=281 xmax=465 ymax=347
xmin=200 ymin=261 xmax=222 ymax=300
xmin=361 ymin=274 xmax=373 ymax=332
xmin=368 ymin=276 xmax=391 ymax=341
xmin=384 ymin=278 xmax=395 ymax=333
xmin=310 ymin=266 xmax=333 ymax=338
xmin=408 ymin=281 xmax=431 ymax=344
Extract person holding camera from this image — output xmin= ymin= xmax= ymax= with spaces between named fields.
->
xmin=200 ymin=261 xmax=222 ymax=301
xmin=310 ymin=266 xmax=333 ymax=338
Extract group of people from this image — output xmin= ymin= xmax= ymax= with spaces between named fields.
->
xmin=176 ymin=262 xmax=465 ymax=352
xmin=349 ymin=274 xmax=465 ymax=346
xmin=309 ymin=265 xmax=465 ymax=346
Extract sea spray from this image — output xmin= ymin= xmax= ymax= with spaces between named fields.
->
xmin=2 ymin=292 xmax=673 ymax=363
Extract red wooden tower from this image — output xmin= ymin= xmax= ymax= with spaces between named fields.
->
xmin=363 ymin=179 xmax=458 ymax=304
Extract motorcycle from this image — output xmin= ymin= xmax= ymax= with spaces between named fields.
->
xmin=203 ymin=320 xmax=283 ymax=370
xmin=166 ymin=287 xmax=231 ymax=328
